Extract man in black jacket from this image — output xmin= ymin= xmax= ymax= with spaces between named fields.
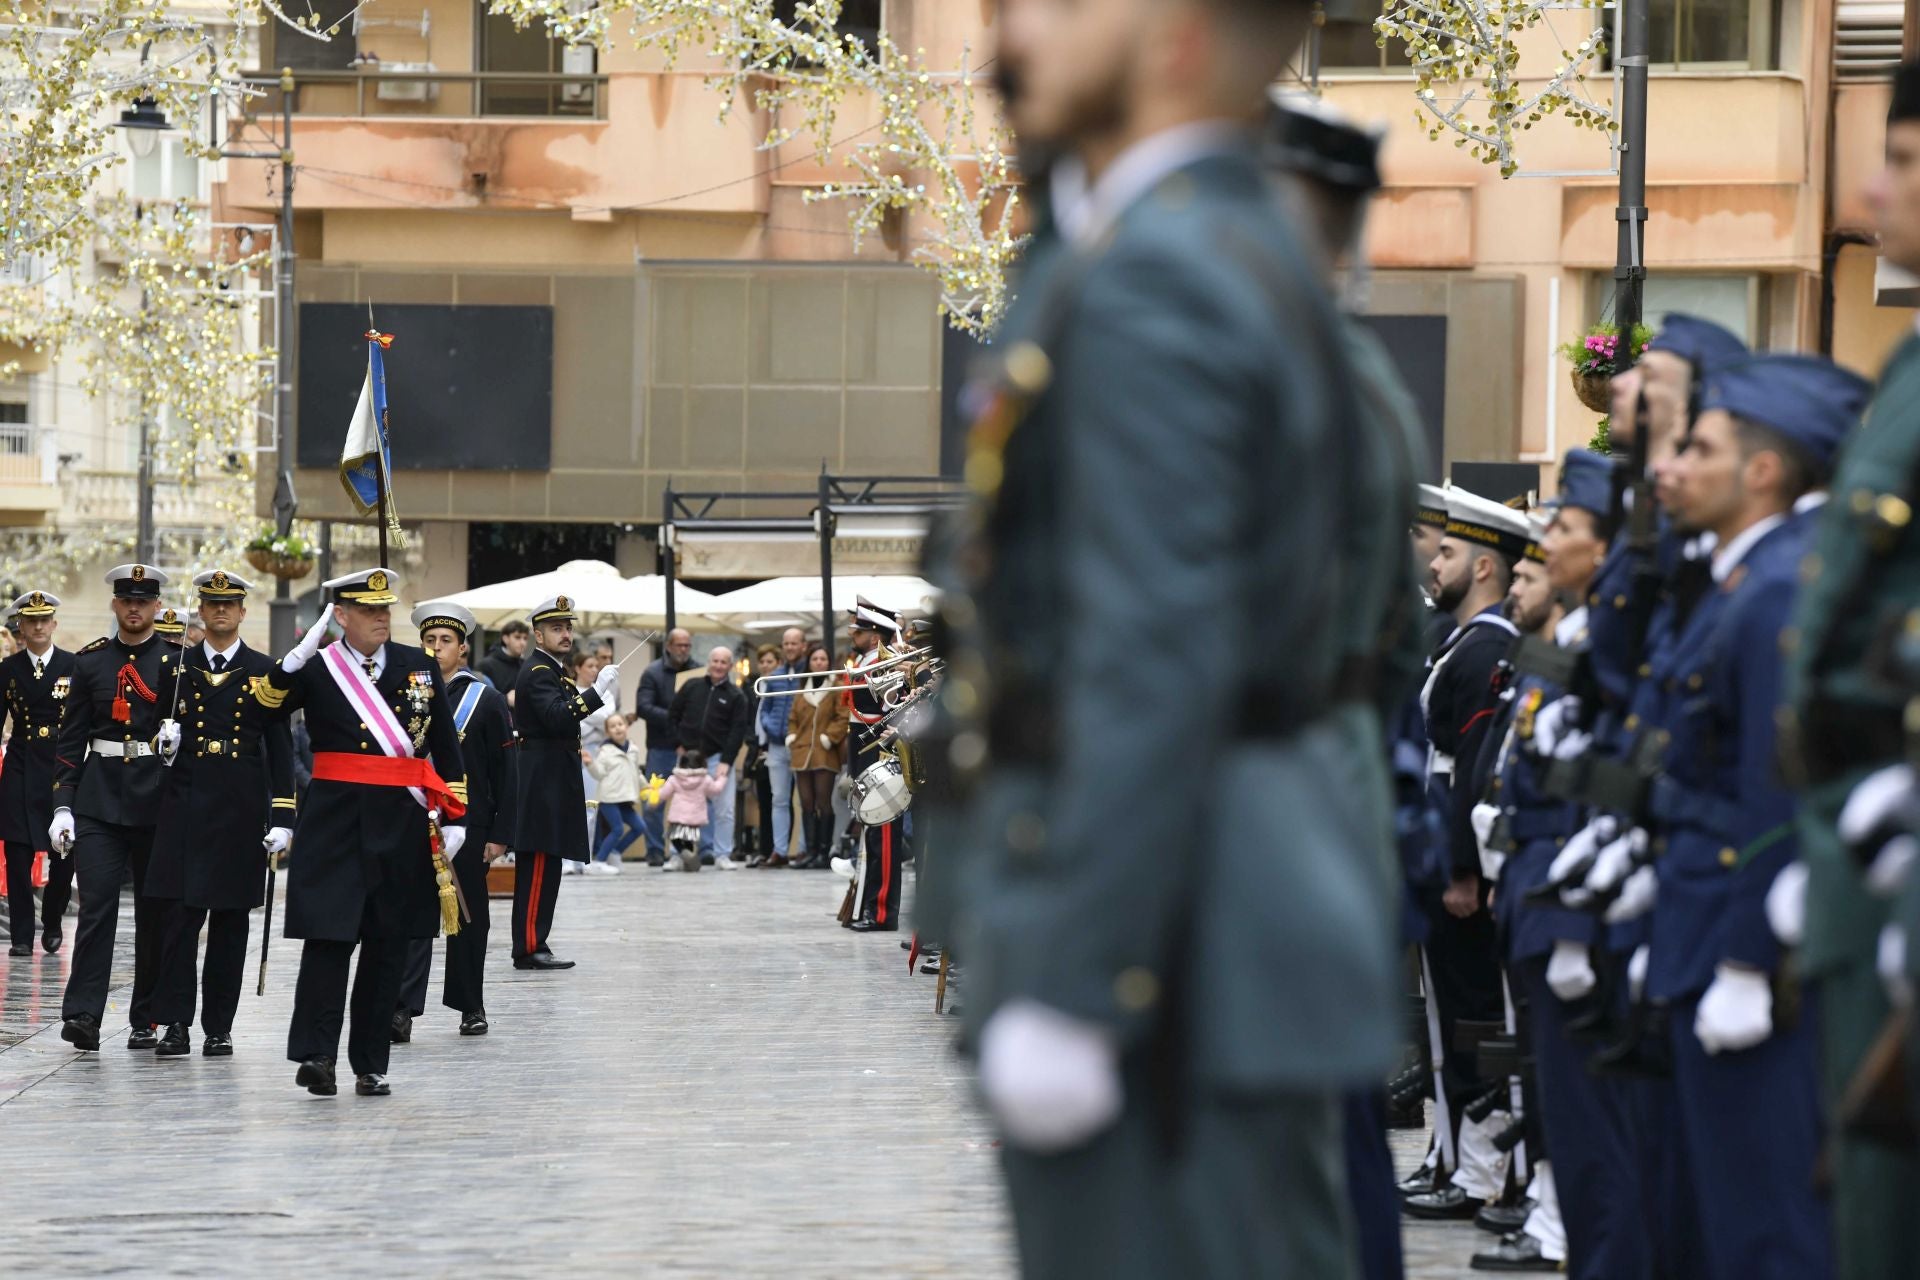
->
xmin=636 ymin=628 xmax=692 ymax=866
xmin=476 ymin=619 xmax=529 ymax=693
xmin=509 ymin=595 xmax=617 ymax=968
xmin=0 ymin=590 xmax=75 ymax=956
xmin=667 ymin=645 xmax=749 ymax=867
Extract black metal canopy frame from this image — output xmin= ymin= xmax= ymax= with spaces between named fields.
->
xmin=659 ymin=469 xmax=968 ymax=666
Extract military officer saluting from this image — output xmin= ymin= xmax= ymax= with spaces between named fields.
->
xmin=395 ymin=600 xmax=514 ymax=1038
xmin=146 ymin=571 xmax=297 ymax=1058
xmin=508 ymin=594 xmax=616 ymax=970
xmin=53 ymin=564 xmax=184 ymax=1052
xmin=263 ymin=568 xmax=468 ymax=1098
xmin=1 ymin=590 xmax=76 ymax=956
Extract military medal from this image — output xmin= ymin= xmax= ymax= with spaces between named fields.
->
xmin=51 ymin=675 xmax=70 ymax=701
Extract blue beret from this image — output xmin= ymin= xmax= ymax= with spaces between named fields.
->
xmin=1552 ymin=448 xmax=1613 ymax=519
xmin=1645 ymin=313 xmax=1748 ymax=374
xmin=1698 ymin=353 xmax=1871 ymax=468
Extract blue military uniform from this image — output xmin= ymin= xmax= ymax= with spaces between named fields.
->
xmin=1646 ymin=354 xmax=1868 ymax=1279
xmin=0 ymin=591 xmax=75 ymax=955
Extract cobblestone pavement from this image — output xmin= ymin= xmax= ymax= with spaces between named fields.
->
xmin=2 ymin=870 xmax=1487 ymax=1278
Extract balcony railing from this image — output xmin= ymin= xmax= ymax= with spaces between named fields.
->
xmin=65 ymin=471 xmax=213 ymax=526
xmin=243 ymin=69 xmax=610 ymax=121
xmin=0 ymin=423 xmax=56 ymax=487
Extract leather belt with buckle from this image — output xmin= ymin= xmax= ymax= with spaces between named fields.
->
xmin=90 ymin=737 xmax=158 ymax=759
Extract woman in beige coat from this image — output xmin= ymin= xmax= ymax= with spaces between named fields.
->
xmin=786 ymin=642 xmax=850 ymax=869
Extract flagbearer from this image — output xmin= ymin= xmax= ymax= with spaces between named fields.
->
xmin=263 ymin=568 xmax=468 ymax=1097
xmin=1 ymin=590 xmax=76 ymax=956
xmin=395 ymin=600 xmax=514 ymax=1039
xmin=509 ymin=595 xmax=617 ymax=970
xmin=147 ymin=571 xmax=297 ymax=1058
xmin=53 ymin=564 xmax=184 ymax=1052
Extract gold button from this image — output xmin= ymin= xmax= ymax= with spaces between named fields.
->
xmin=1613 ymin=594 xmax=1628 ymax=609
xmin=1878 ymin=494 xmax=1912 ymax=529
xmin=1491 ymin=778 xmax=1503 ymax=792
xmin=1003 ymin=342 xmax=1053 ymax=395
xmin=1688 ymin=674 xmax=1703 ymax=689
xmin=1719 ymin=847 xmax=1737 ymax=867
xmin=1555 ymin=836 xmax=1566 ymax=848
xmin=209 ymin=740 xmax=223 ymax=754
xmin=360 ymin=741 xmax=369 ymax=749
xmin=1801 ymin=554 xmax=1822 ymax=584
xmin=1114 ymin=967 xmax=1160 ymax=1012
xmin=1625 ymin=714 xmax=1640 ymax=731
xmin=1638 ymin=663 xmax=1652 ymax=677
xmin=1587 ymin=592 xmax=1599 ymax=607
xmin=1852 ymin=489 xmax=1876 ymax=515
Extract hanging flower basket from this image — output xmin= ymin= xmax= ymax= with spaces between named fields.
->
xmin=1571 ymin=369 xmax=1613 ymax=413
xmin=245 ymin=530 xmax=316 ymax=581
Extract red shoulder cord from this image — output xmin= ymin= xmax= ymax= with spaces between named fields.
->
xmin=111 ymin=661 xmax=159 ymax=724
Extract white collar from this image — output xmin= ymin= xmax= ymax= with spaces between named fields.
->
xmin=1711 ymin=514 xmax=1786 ymax=583
xmin=1554 ymin=605 xmax=1590 ymax=648
xmin=1793 ymin=490 xmax=1829 ymax=515
xmin=203 ymin=637 xmax=243 ymax=666
xmin=1051 ymin=122 xmax=1243 ymax=247
xmin=24 ymin=645 xmax=51 ymax=669
xmin=345 ymin=642 xmax=386 ymax=675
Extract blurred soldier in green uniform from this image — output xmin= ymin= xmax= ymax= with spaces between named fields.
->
xmin=935 ymin=0 xmax=1401 ymax=1275
xmin=1782 ymin=59 xmax=1920 ymax=1280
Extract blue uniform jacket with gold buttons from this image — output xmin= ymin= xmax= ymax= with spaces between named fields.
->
xmin=52 ymin=633 xmax=183 ymax=826
xmin=0 ymin=645 xmax=76 ymax=845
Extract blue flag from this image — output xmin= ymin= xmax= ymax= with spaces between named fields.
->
xmin=339 ymin=330 xmax=394 ymax=516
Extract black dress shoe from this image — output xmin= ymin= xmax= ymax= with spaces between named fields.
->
xmin=390 ymin=1010 xmax=412 ymax=1044
xmin=1471 ymin=1232 xmax=1563 ymax=1272
xmin=41 ymin=928 xmax=61 ymax=954
xmin=295 ymin=1057 xmax=337 ymax=1096
xmin=1396 ymin=1167 xmax=1439 ymax=1199
xmin=127 ymin=1025 xmax=160 ymax=1051
xmin=513 ymin=952 xmax=575 ymax=970
xmin=60 ymin=1013 xmax=101 ymax=1052
xmin=1475 ymin=1201 xmax=1534 ymax=1235
xmin=355 ymin=1073 xmax=391 ymax=1096
xmin=645 ymin=852 xmax=665 ymax=868
xmin=459 ymin=1009 xmax=489 ymax=1036
xmin=849 ymin=917 xmax=898 ymax=933
xmin=6 ymin=943 xmax=27 ymax=957
xmin=899 ymin=939 xmax=913 ymax=950
xmin=202 ymin=1034 xmax=233 ymax=1057
xmin=1403 ymin=1187 xmax=1485 ymax=1220
xmin=154 ymin=1024 xmax=192 ymax=1057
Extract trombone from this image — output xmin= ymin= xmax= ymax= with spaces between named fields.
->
xmin=750 ymin=644 xmax=937 ymax=698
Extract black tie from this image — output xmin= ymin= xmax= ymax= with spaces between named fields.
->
xmin=363 ymin=658 xmax=377 ymax=679
xmin=211 ymin=654 xmax=227 ymax=673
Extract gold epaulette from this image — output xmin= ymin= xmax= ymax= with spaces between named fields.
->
xmin=250 ymin=675 xmax=289 ymax=709
xmin=79 ymin=637 xmax=109 ymax=654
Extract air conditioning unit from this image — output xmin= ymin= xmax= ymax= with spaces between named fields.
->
xmin=376 ymin=62 xmax=439 ymax=102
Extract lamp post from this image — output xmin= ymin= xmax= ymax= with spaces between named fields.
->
xmin=117 ymin=69 xmax=300 ymax=651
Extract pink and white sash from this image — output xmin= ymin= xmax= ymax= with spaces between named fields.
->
xmin=321 ymin=642 xmax=426 ymax=809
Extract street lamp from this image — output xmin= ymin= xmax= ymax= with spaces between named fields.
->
xmin=115 ymin=70 xmax=301 ymax=653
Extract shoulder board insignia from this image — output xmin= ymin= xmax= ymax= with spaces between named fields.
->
xmin=249 ymin=675 xmax=289 ymax=709
xmin=80 ymin=637 xmax=110 ymax=654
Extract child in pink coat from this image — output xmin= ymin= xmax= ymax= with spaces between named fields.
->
xmin=649 ymin=750 xmax=731 ymax=872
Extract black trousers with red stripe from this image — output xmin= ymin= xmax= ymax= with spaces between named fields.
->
xmin=857 ymin=818 xmax=905 ymax=929
xmin=510 ymin=850 xmax=562 ymax=960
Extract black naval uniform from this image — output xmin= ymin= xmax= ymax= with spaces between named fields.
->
xmin=148 ymin=640 xmax=295 ymax=1039
xmin=55 ymin=632 xmax=183 ymax=1030
xmin=262 ymin=641 xmax=466 ymax=1079
xmin=849 ymin=645 xmax=904 ymax=930
xmin=1 ymin=645 xmax=77 ymax=949
xmin=400 ymin=666 xmax=513 ymax=1017
xmin=508 ymin=648 xmax=601 ymax=962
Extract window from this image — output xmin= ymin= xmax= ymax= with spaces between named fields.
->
xmin=480 ymin=8 xmax=598 ymax=116
xmin=1317 ymin=8 xmax=1413 ymax=74
xmin=1585 ymin=272 xmax=1772 ymax=347
xmin=774 ymin=0 xmax=883 ymax=58
xmin=272 ymin=0 xmax=359 ymax=70
xmin=1643 ymin=0 xmax=1778 ymax=67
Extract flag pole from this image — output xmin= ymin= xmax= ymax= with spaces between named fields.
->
xmin=368 ymin=302 xmax=390 ymax=569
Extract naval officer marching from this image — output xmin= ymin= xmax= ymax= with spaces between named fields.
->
xmin=1 ymin=590 xmax=76 ymax=956
xmin=262 ymin=569 xmax=468 ymax=1097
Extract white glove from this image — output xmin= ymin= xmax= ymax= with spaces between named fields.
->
xmin=441 ymin=826 xmax=466 ymax=860
xmin=1546 ymin=939 xmax=1598 ymax=1001
xmin=1867 ymin=836 xmax=1918 ymax=899
xmin=1471 ymin=802 xmax=1505 ymax=881
xmin=592 ymin=663 xmax=620 ymax=702
xmin=819 ymin=733 xmax=832 ymax=751
xmin=1531 ymin=696 xmax=1583 ymax=758
xmin=1605 ymin=865 xmax=1660 ymax=924
xmin=262 ymin=826 xmax=292 ymax=856
xmin=1553 ymin=729 xmax=1594 ymax=762
xmin=156 ymin=718 xmax=182 ymax=765
xmin=1627 ymin=945 xmax=1650 ymax=1001
xmin=281 ymin=611 xmax=331 ymax=673
xmin=1765 ymin=861 xmax=1809 ymax=947
xmin=48 ymin=807 xmax=74 ymax=856
xmin=1881 ymin=924 xmax=1912 ymax=1008
xmin=1548 ymin=816 xmax=1617 ymax=907
xmin=1694 ymin=963 xmax=1774 ymax=1054
xmin=784 ymin=733 xmax=796 ymax=747
xmin=1839 ymin=764 xmax=1917 ymax=846
xmin=1585 ymin=827 xmax=1648 ymax=897
xmin=977 ymin=999 xmax=1124 ymax=1154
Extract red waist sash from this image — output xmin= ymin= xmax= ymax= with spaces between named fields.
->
xmin=310 ymin=751 xmax=467 ymax=819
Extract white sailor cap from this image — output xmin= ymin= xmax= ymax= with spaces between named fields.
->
xmin=1443 ymin=490 xmax=1533 ymax=562
xmin=848 ymin=595 xmax=900 ymax=635
xmin=10 ymin=590 xmax=59 ymax=617
xmin=531 ymin=595 xmax=576 ymax=626
xmin=193 ymin=568 xmax=254 ymax=600
xmin=412 ymin=600 xmax=479 ymax=641
xmin=1415 ymin=484 xmax=1450 ymax=531
xmin=1523 ymin=514 xmax=1550 ymax=564
xmin=104 ymin=564 xmax=167 ymax=599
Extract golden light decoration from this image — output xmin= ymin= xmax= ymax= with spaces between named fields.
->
xmin=482 ymin=0 xmax=1025 ymax=334
xmin=1374 ymin=0 xmax=1615 ymax=177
